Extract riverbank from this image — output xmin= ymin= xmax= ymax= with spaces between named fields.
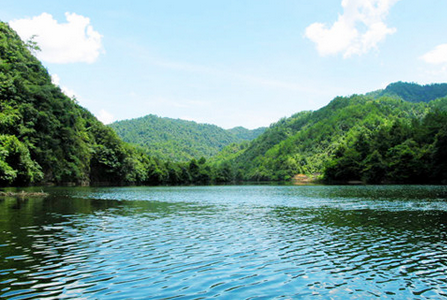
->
xmin=0 ymin=191 xmax=49 ymax=197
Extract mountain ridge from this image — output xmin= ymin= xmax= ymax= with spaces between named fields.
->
xmin=210 ymin=86 xmax=447 ymax=183
xmin=109 ymin=114 xmax=266 ymax=162
xmin=369 ymin=81 xmax=447 ymax=103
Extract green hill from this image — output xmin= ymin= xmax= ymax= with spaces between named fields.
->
xmin=212 ymin=88 xmax=447 ymax=184
xmin=0 ymin=22 xmax=167 ymax=186
xmin=109 ymin=115 xmax=265 ymax=162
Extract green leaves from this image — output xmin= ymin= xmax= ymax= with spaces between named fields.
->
xmin=324 ymin=109 xmax=447 ymax=184
xmin=214 ymin=92 xmax=447 ymax=184
xmin=25 ymin=35 xmax=41 ymax=54
xmin=0 ymin=21 xmax=153 ymax=186
xmin=0 ymin=134 xmax=43 ymax=185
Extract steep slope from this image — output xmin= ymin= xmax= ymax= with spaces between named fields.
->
xmin=0 ymin=22 xmax=160 ymax=186
xmin=109 ymin=115 xmax=265 ymax=162
xmin=324 ymin=102 xmax=447 ymax=184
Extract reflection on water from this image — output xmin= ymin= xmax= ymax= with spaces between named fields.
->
xmin=0 ymin=185 xmax=446 ymax=299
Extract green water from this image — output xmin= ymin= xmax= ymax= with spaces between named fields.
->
xmin=0 ymin=185 xmax=446 ymax=299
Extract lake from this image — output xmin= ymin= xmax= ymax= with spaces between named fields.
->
xmin=0 ymin=185 xmax=446 ymax=299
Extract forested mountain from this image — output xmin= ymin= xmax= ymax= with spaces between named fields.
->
xmin=109 ymin=115 xmax=265 ymax=162
xmin=0 ymin=21 xmax=263 ymax=186
xmin=211 ymin=87 xmax=447 ymax=184
xmin=0 ymin=22 xmax=169 ymax=186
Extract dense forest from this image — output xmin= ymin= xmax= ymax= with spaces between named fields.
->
xmin=1 ymin=21 xmax=446 ymax=187
xmin=0 ymin=21 xmax=253 ymax=187
xmin=0 ymin=22 xmax=175 ymax=186
xmin=211 ymin=91 xmax=447 ymax=184
xmin=109 ymin=115 xmax=265 ymax=162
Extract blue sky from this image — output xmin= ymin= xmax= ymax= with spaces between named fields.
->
xmin=2 ymin=0 xmax=447 ymax=129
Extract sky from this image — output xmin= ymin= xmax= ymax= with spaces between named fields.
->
xmin=1 ymin=0 xmax=447 ymax=129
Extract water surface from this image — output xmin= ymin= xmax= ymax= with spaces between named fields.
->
xmin=0 ymin=185 xmax=446 ymax=299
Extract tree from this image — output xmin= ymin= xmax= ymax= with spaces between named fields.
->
xmin=25 ymin=35 xmax=41 ymax=54
xmin=431 ymin=126 xmax=447 ymax=183
xmin=0 ymin=135 xmax=43 ymax=185
xmin=362 ymin=150 xmax=386 ymax=184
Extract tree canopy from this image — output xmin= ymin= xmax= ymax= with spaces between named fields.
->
xmin=0 ymin=22 xmax=164 ymax=186
xmin=211 ymin=94 xmax=447 ymax=184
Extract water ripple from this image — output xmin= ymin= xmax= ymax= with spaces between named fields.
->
xmin=0 ymin=186 xmax=446 ymax=299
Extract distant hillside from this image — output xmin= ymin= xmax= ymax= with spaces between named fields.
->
xmin=227 ymin=126 xmax=267 ymax=141
xmin=371 ymin=81 xmax=447 ymax=103
xmin=109 ymin=115 xmax=265 ymax=162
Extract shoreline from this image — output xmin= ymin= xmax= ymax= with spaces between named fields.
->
xmin=0 ymin=191 xmax=49 ymax=197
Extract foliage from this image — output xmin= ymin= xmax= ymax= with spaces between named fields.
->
xmin=0 ymin=134 xmax=42 ymax=185
xmin=324 ymin=109 xmax=447 ymax=183
xmin=0 ymin=21 xmax=236 ymax=187
xmin=0 ymin=22 xmax=160 ymax=186
xmin=214 ymin=93 xmax=447 ymax=184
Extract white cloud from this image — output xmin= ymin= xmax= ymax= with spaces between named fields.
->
xmin=421 ymin=44 xmax=447 ymax=65
xmin=51 ymin=74 xmax=77 ymax=99
xmin=51 ymin=74 xmax=61 ymax=86
xmin=60 ymin=86 xmax=77 ymax=100
xmin=10 ymin=12 xmax=103 ymax=64
xmin=305 ymin=0 xmax=399 ymax=58
xmin=97 ymin=109 xmax=115 ymax=124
